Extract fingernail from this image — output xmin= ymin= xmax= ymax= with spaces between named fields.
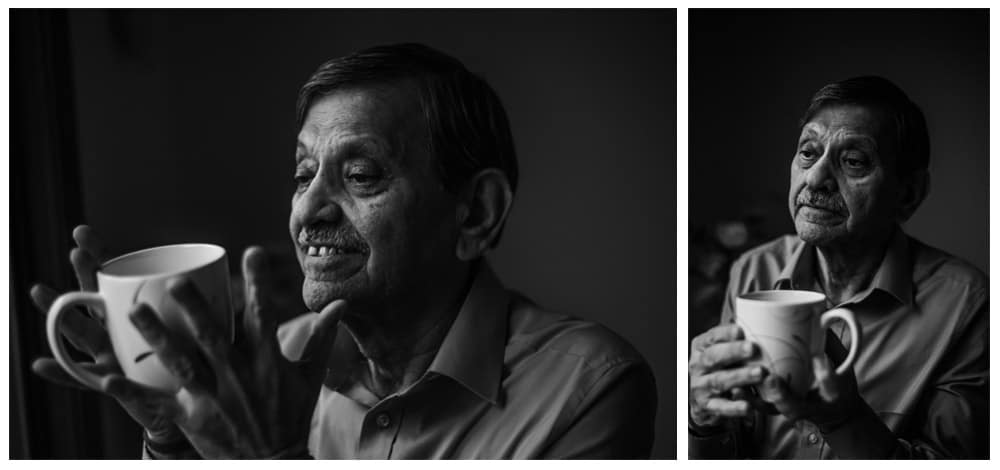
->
xmin=751 ymin=367 xmax=762 ymax=379
xmin=743 ymin=342 xmax=754 ymax=355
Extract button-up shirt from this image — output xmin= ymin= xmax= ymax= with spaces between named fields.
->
xmin=690 ymin=229 xmax=988 ymax=459
xmin=279 ymin=264 xmax=656 ymax=459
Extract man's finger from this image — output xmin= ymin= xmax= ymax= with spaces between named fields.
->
xmin=693 ymin=324 xmax=744 ymax=350
xmin=703 ymin=397 xmax=752 ymax=417
xmin=70 ymin=247 xmax=101 ymax=293
xmin=693 ymin=365 xmax=767 ymax=394
xmin=73 ymin=225 xmax=106 ymax=263
xmin=33 ymin=357 xmax=121 ymax=390
xmin=129 ymin=303 xmax=212 ymax=394
xmin=32 ymin=284 xmax=109 ymax=357
xmin=758 ymin=374 xmax=805 ymax=420
xmin=168 ymin=277 xmax=229 ymax=365
xmin=814 ymin=355 xmax=840 ymax=403
xmin=298 ymin=300 xmax=348 ymax=383
xmin=30 ymin=283 xmax=59 ymax=312
xmin=100 ymin=374 xmax=182 ymax=421
xmin=241 ymin=246 xmax=278 ymax=345
xmin=700 ymin=340 xmax=756 ymax=370
xmin=32 ymin=358 xmax=92 ymax=390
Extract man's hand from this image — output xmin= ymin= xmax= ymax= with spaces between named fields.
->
xmin=31 ymin=225 xmax=182 ymax=442
xmin=102 ymin=247 xmax=346 ymax=458
xmin=757 ymin=331 xmax=860 ymax=431
xmin=689 ymin=324 xmax=768 ymax=430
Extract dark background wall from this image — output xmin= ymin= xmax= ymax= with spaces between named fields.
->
xmin=20 ymin=9 xmax=676 ymax=458
xmin=687 ymin=9 xmax=988 ymax=336
xmin=689 ymin=9 xmax=988 ymax=270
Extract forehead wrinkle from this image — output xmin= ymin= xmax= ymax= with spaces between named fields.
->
xmin=827 ymin=127 xmax=879 ymax=153
xmin=301 ymin=88 xmax=418 ymax=164
xmin=308 ymin=131 xmax=392 ymax=164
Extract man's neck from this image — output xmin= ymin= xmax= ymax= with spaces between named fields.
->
xmin=340 ymin=266 xmax=475 ymax=399
xmin=814 ymin=231 xmax=892 ymax=305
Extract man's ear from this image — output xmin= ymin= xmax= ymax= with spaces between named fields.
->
xmin=455 ymin=169 xmax=514 ymax=261
xmin=897 ymin=169 xmax=929 ymax=223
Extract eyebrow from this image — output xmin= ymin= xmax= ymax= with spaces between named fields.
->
xmin=295 ymin=141 xmax=310 ymax=163
xmin=835 ymin=134 xmax=879 ymax=152
xmin=295 ymin=134 xmax=394 ymax=164
xmin=797 ymin=129 xmax=820 ymax=146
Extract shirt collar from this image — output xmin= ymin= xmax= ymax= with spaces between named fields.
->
xmin=324 ymin=262 xmax=508 ymax=406
xmin=775 ymin=227 xmax=913 ymax=307
xmin=426 ymin=262 xmax=508 ymax=405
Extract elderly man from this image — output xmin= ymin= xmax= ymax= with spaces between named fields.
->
xmin=31 ymin=43 xmax=656 ymax=459
xmin=688 ymin=76 xmax=988 ymax=459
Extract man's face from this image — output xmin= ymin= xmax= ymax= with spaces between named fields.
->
xmin=788 ymin=104 xmax=902 ymax=247
xmin=290 ymin=86 xmax=459 ymax=313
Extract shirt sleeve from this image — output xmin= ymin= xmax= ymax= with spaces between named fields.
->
xmin=890 ymin=289 xmax=989 ymax=459
xmin=540 ymin=360 xmax=658 ymax=459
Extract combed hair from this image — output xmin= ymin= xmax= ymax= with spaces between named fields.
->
xmin=296 ymin=43 xmax=519 ymax=197
xmin=800 ymin=76 xmax=930 ymax=177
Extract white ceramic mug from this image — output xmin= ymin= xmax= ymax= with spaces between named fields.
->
xmin=47 ymin=244 xmax=234 ymax=392
xmin=735 ymin=290 xmax=860 ymax=395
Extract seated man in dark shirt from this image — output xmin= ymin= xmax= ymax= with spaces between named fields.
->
xmin=31 ymin=43 xmax=656 ymax=459
xmin=688 ymin=76 xmax=988 ymax=459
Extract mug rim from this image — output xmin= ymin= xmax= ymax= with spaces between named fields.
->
xmin=99 ymin=243 xmax=226 ymax=279
xmin=738 ymin=289 xmax=826 ymax=305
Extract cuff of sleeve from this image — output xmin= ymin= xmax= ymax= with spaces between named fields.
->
xmin=688 ymin=416 xmax=739 ymax=459
xmin=142 ymin=430 xmax=200 ymax=459
xmin=688 ymin=414 xmax=727 ymax=438
xmin=688 ymin=428 xmax=739 ymax=459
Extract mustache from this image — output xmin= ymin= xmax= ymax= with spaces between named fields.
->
xmin=297 ymin=223 xmax=369 ymax=252
xmin=796 ymin=190 xmax=847 ymax=214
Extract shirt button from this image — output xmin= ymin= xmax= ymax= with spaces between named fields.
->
xmin=375 ymin=412 xmax=391 ymax=429
xmin=807 ymin=432 xmax=819 ymax=445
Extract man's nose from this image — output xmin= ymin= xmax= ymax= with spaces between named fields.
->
xmin=294 ymin=179 xmax=343 ymax=225
xmin=803 ymin=153 xmax=838 ymax=192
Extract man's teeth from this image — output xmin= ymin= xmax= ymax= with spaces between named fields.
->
xmin=306 ymin=246 xmax=348 ymax=257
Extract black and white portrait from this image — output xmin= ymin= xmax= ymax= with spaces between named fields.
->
xmin=687 ymin=9 xmax=988 ymax=459
xmin=10 ymin=9 xmax=677 ymax=459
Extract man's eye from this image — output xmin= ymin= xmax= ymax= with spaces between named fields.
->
xmin=841 ymin=152 xmax=869 ymax=169
xmin=798 ymin=149 xmax=818 ymax=160
xmin=345 ymin=172 xmax=380 ymax=185
xmin=843 ymin=158 xmax=866 ymax=168
xmin=294 ymin=173 xmax=313 ymax=189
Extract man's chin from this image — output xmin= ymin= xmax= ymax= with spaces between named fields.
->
xmin=302 ymin=278 xmax=360 ymax=312
xmin=794 ymin=220 xmax=846 ymax=246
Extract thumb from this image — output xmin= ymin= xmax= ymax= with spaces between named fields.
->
xmin=759 ymin=374 xmax=804 ymax=421
xmin=298 ymin=300 xmax=348 ymax=383
xmin=814 ymin=355 xmax=840 ymax=403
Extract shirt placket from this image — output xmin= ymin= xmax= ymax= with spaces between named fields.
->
xmin=357 ymin=398 xmax=404 ymax=459
xmin=794 ymin=420 xmax=824 ymax=459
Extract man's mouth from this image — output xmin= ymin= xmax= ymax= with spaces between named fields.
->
xmin=799 ymin=203 xmax=843 ymax=214
xmin=302 ymin=244 xmax=364 ymax=257
xmin=797 ymin=204 xmax=847 ymax=225
xmin=303 ymin=244 xmax=361 ymax=257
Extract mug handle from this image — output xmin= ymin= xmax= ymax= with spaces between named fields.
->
xmin=46 ymin=291 xmax=107 ymax=390
xmin=820 ymin=308 xmax=861 ymax=375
